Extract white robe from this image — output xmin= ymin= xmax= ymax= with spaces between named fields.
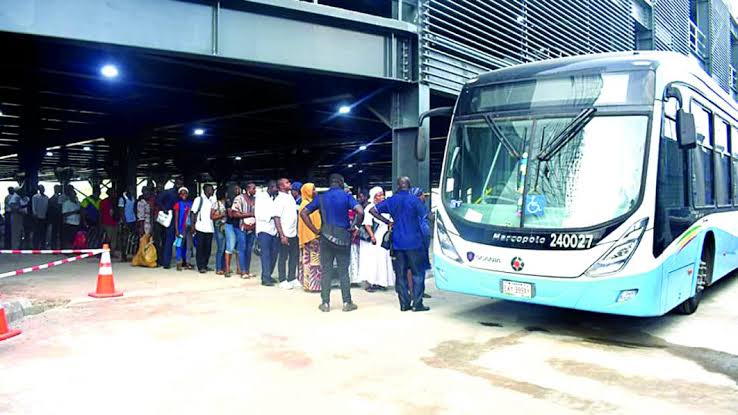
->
xmin=359 ymin=203 xmax=395 ymax=287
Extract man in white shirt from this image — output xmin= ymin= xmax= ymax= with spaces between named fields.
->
xmin=31 ymin=185 xmax=49 ymax=249
xmin=274 ymin=178 xmax=301 ymax=289
xmin=255 ymin=180 xmax=279 ymax=286
xmin=192 ymin=184 xmax=215 ymax=273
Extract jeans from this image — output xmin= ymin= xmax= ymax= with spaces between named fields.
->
xmin=224 ymin=223 xmax=238 ymax=254
xmin=319 ymin=238 xmax=352 ymax=305
xmin=195 ymin=231 xmax=213 ymax=271
xmin=278 ymin=236 xmax=299 ymax=282
xmin=257 ymin=232 xmax=278 ymax=284
xmin=237 ymin=230 xmax=255 ymax=274
xmin=161 ymin=223 xmax=175 ymax=268
xmin=393 ymin=249 xmax=425 ymax=309
xmin=214 ymin=229 xmax=226 ymax=272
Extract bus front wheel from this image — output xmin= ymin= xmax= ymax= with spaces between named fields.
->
xmin=675 ymin=247 xmax=712 ymax=315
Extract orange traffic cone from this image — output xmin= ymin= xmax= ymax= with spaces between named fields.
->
xmin=89 ymin=244 xmax=123 ymax=298
xmin=0 ymin=307 xmax=21 ymax=342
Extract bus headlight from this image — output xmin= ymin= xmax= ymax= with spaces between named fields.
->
xmin=436 ymin=215 xmax=463 ymax=263
xmin=586 ymin=218 xmax=648 ymax=277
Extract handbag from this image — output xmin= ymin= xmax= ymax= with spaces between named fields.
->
xmin=318 ymin=195 xmax=351 ymax=247
xmin=381 ymin=228 xmax=393 ymax=251
xmin=156 ymin=209 xmax=172 ymax=227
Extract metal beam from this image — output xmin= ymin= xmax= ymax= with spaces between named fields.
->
xmin=0 ymin=0 xmax=417 ymax=81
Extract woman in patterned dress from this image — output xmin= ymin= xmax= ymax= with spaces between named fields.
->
xmin=297 ymin=183 xmax=322 ymax=292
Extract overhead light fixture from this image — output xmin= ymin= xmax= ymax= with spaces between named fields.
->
xmin=100 ymin=64 xmax=119 ymax=79
xmin=83 ymin=146 xmax=91 ymax=151
xmin=347 ymin=163 xmax=354 ymax=168
xmin=193 ymin=128 xmax=205 ymax=136
xmin=46 ymin=151 xmax=53 ymax=157
xmin=359 ymin=145 xmax=367 ymax=151
xmin=338 ymin=105 xmax=351 ymax=114
xmin=358 ymin=170 xmax=364 ymax=174
xmin=234 ymin=156 xmax=242 ymax=161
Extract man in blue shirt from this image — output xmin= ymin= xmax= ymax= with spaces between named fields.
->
xmin=301 ymin=173 xmax=363 ymax=312
xmin=156 ymin=177 xmax=184 ymax=269
xmin=370 ymin=176 xmax=430 ymax=312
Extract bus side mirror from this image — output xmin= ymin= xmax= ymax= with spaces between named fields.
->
xmin=415 ymin=106 xmax=454 ymax=161
xmin=676 ymin=109 xmax=697 ymax=149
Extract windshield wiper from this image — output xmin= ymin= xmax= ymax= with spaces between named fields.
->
xmin=484 ymin=116 xmax=521 ymax=159
xmin=536 ymin=107 xmax=597 ymax=161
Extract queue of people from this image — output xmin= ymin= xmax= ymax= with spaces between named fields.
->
xmin=1 ymin=173 xmax=433 ymax=313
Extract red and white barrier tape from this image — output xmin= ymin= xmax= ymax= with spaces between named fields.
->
xmin=0 ymin=249 xmax=106 ymax=255
xmin=0 ymin=251 xmax=101 ymax=280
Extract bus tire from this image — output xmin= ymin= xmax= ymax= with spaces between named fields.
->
xmin=676 ymin=242 xmax=713 ymax=315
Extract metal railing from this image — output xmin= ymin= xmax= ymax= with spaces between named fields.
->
xmin=689 ymin=20 xmax=708 ymax=60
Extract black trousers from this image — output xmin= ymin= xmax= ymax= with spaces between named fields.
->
xmin=62 ymin=224 xmax=79 ymax=249
xmin=277 ymin=236 xmax=299 ymax=282
xmin=32 ymin=218 xmax=47 ymax=249
xmin=393 ymin=249 xmax=426 ymax=309
xmin=319 ymin=238 xmax=352 ymax=305
xmin=195 ymin=231 xmax=214 ymax=271
xmin=49 ymin=217 xmax=62 ymax=249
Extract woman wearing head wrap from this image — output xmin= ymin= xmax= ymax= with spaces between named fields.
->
xmin=173 ymin=187 xmax=193 ymax=271
xmin=359 ymin=186 xmax=395 ymax=291
xmin=297 ymin=183 xmax=322 ymax=292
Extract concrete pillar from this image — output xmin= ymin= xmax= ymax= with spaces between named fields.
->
xmin=391 ymin=83 xmax=430 ymax=193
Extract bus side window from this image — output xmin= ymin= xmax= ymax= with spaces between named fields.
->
xmin=662 ymin=97 xmax=678 ymax=140
xmin=654 ymin=96 xmax=688 ymax=256
xmin=714 ymin=118 xmax=731 ymax=207
xmin=690 ymin=101 xmax=714 ymax=207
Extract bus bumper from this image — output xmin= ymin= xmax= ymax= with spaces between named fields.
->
xmin=433 ymin=254 xmax=664 ymax=317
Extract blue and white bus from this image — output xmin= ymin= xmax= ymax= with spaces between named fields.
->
xmin=431 ymin=52 xmax=738 ymax=316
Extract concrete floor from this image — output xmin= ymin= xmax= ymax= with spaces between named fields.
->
xmin=0 ymin=254 xmax=737 ymax=415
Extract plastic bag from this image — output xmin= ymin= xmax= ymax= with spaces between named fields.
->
xmin=132 ymin=233 xmax=158 ymax=268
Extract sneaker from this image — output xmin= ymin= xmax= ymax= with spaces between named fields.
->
xmin=290 ymin=279 xmax=302 ymax=289
xmin=319 ymin=303 xmax=330 ymax=312
xmin=342 ymin=302 xmax=358 ymax=312
xmin=412 ymin=305 xmax=430 ymax=312
xmin=262 ymin=281 xmax=275 ymax=287
xmin=279 ymin=281 xmax=293 ymax=290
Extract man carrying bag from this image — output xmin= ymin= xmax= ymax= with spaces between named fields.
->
xmin=300 ymin=173 xmax=363 ymax=313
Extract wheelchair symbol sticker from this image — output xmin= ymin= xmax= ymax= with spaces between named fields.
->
xmin=525 ymin=195 xmax=546 ymax=217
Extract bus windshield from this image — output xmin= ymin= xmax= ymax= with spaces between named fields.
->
xmin=442 ymin=114 xmax=649 ymax=229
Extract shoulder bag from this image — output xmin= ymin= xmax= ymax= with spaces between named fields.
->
xmin=156 ymin=209 xmax=172 ymax=227
xmin=319 ymin=195 xmax=351 ymax=247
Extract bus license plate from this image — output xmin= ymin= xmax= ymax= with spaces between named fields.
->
xmin=501 ymin=280 xmax=534 ymax=298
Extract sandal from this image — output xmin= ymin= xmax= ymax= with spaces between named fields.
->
xmin=239 ymin=273 xmax=248 ymax=279
xmin=216 ymin=271 xmax=225 ymax=275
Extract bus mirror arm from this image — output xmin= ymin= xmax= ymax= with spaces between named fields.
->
xmin=676 ymin=109 xmax=697 ymax=150
xmin=415 ymin=106 xmax=454 ymax=162
xmin=418 ymin=106 xmax=454 ymax=125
